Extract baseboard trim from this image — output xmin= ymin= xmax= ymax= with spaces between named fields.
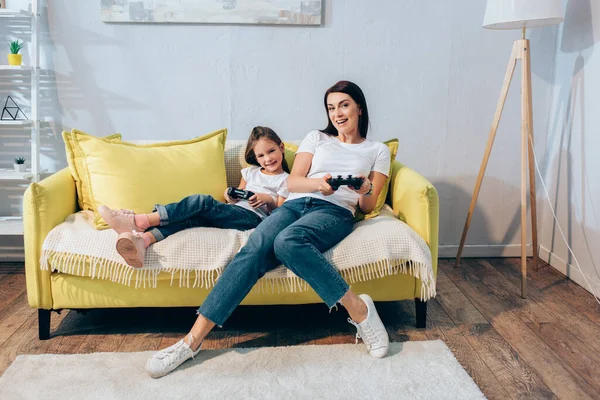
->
xmin=439 ymin=244 xmax=532 ymax=258
xmin=539 ymin=246 xmax=600 ymax=298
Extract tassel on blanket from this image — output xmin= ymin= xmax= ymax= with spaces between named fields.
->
xmin=40 ymin=250 xmax=436 ymax=301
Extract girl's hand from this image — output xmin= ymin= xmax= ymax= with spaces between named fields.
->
xmin=317 ymin=174 xmax=335 ymax=196
xmin=350 ymin=175 xmax=372 ymax=195
xmin=224 ymin=189 xmax=238 ymax=204
xmin=248 ymin=193 xmax=273 ymax=209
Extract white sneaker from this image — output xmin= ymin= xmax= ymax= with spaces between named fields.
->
xmin=145 ymin=333 xmax=202 ymax=378
xmin=348 ymin=294 xmax=390 ymax=358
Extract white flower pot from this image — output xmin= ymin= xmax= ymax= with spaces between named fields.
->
xmin=14 ymin=164 xmax=25 ymax=172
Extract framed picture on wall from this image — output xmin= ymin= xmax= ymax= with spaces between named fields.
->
xmin=100 ymin=0 xmax=322 ymax=25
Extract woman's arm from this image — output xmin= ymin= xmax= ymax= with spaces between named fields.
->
xmin=356 ymin=171 xmax=387 ymax=214
xmin=288 ymin=153 xmax=334 ymax=196
xmin=277 ymin=196 xmax=286 ymax=207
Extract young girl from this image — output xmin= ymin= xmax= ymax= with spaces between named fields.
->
xmin=98 ymin=126 xmax=290 ymax=268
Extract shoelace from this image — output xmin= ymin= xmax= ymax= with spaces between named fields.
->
xmin=131 ymin=230 xmax=144 ymax=238
xmin=111 ymin=208 xmax=134 ymax=218
xmin=156 ymin=333 xmax=198 ymax=363
xmin=348 ymin=318 xmax=379 ymax=350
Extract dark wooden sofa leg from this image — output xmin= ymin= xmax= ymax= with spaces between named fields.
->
xmin=415 ymin=299 xmax=427 ymax=329
xmin=38 ymin=309 xmax=51 ymax=340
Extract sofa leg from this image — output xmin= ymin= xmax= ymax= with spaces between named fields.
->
xmin=415 ymin=299 xmax=427 ymax=329
xmin=38 ymin=309 xmax=51 ymax=340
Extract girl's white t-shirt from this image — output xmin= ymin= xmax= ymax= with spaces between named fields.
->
xmin=285 ymin=130 xmax=390 ymax=215
xmin=233 ymin=166 xmax=289 ymax=219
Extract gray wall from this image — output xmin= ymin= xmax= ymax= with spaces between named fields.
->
xmin=539 ymin=0 xmax=600 ymax=296
xmin=0 ymin=0 xmax=560 ymax=258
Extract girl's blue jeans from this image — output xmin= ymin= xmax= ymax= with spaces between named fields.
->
xmin=147 ymin=194 xmax=263 ymax=242
xmin=197 ymin=197 xmax=354 ymax=327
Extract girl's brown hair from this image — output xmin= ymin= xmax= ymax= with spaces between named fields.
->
xmin=244 ymin=126 xmax=290 ymax=173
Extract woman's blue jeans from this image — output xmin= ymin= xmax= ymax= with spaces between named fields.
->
xmin=147 ymin=194 xmax=263 ymax=241
xmin=198 ymin=197 xmax=354 ymax=327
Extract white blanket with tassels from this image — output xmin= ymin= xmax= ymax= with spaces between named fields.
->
xmin=41 ymin=205 xmax=436 ymax=300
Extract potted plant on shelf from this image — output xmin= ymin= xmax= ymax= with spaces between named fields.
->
xmin=7 ymin=40 xmax=23 ymax=66
xmin=13 ymin=157 xmax=25 ymax=172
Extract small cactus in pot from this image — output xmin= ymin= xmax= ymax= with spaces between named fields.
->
xmin=14 ymin=156 xmax=25 ymax=172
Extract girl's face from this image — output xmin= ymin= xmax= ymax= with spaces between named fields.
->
xmin=253 ymin=138 xmax=284 ymax=174
xmin=327 ymin=92 xmax=361 ymax=136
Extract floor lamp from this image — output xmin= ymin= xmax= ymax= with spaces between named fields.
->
xmin=455 ymin=0 xmax=564 ymax=298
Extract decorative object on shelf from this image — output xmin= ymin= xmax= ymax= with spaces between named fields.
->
xmin=1 ymin=96 xmax=27 ymax=120
xmin=456 ymin=0 xmax=565 ymax=298
xmin=7 ymin=39 xmax=23 ymax=66
xmin=13 ymin=157 xmax=25 ymax=172
xmin=101 ymin=0 xmax=322 ymax=25
xmin=0 ymin=1 xmax=5 ymax=9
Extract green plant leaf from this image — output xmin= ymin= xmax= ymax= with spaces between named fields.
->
xmin=8 ymin=40 xmax=23 ymax=54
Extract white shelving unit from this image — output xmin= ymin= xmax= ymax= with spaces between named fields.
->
xmin=0 ymin=9 xmax=32 ymax=17
xmin=0 ymin=1 xmax=40 ymax=238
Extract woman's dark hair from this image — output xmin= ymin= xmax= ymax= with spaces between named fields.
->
xmin=321 ymin=80 xmax=370 ymax=138
xmin=244 ymin=126 xmax=290 ymax=173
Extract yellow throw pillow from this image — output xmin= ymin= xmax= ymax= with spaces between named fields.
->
xmin=283 ymin=142 xmax=299 ymax=171
xmin=71 ymin=128 xmax=228 ymax=229
xmin=63 ymin=129 xmax=122 ymax=211
xmin=354 ymin=138 xmax=399 ymax=222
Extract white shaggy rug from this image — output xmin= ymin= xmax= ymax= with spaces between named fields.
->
xmin=0 ymin=340 xmax=485 ymax=400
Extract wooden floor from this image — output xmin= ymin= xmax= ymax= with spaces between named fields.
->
xmin=1 ymin=258 xmax=600 ymax=399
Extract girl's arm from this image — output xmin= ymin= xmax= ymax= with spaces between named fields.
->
xmin=355 ymin=171 xmax=387 ymax=214
xmin=287 ymin=153 xmax=334 ymax=195
xmin=248 ymin=193 xmax=276 ymax=210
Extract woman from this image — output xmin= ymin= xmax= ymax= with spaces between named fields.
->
xmin=145 ymin=81 xmax=391 ymax=378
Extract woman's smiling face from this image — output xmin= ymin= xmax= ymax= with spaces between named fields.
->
xmin=327 ymin=92 xmax=361 ymax=136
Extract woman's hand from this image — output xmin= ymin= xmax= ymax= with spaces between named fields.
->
xmin=248 ymin=193 xmax=274 ymax=209
xmin=350 ymin=175 xmax=372 ymax=196
xmin=317 ymin=174 xmax=335 ymax=196
xmin=224 ymin=189 xmax=238 ymax=204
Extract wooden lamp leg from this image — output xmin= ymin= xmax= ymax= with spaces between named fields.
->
xmin=523 ymin=40 xmax=539 ymax=273
xmin=520 ymin=41 xmax=528 ymax=298
xmin=456 ymin=41 xmax=519 ymax=267
xmin=519 ymin=38 xmax=538 ymax=298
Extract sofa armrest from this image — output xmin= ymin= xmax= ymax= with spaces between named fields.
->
xmin=388 ymin=161 xmax=439 ymax=287
xmin=24 ymin=168 xmax=77 ymax=309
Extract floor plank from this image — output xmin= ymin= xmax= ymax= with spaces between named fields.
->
xmin=436 ymin=266 xmax=554 ymax=399
xmin=422 ymin=298 xmax=512 ymax=400
xmin=442 ymin=260 xmax=599 ymax=399
xmin=494 ymin=259 xmax=600 ymax=356
xmin=1 ymin=258 xmax=600 ymax=399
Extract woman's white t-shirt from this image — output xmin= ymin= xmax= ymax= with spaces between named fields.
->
xmin=286 ymin=130 xmax=391 ymax=215
xmin=233 ymin=166 xmax=289 ymax=219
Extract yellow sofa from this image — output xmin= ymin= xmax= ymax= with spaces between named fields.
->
xmin=24 ymin=140 xmax=439 ymax=340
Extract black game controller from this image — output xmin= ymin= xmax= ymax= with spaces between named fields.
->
xmin=227 ymin=186 xmax=255 ymax=200
xmin=327 ymin=175 xmax=364 ymax=191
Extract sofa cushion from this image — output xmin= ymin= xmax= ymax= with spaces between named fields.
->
xmin=70 ymin=128 xmax=228 ymax=229
xmin=63 ymin=130 xmax=122 ymax=211
xmin=40 ymin=205 xmax=435 ymax=300
xmin=354 ymin=138 xmax=399 ymax=221
xmin=284 ymin=142 xmax=299 ymax=170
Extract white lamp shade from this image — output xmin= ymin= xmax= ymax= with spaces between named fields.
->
xmin=483 ymin=0 xmax=564 ymax=29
